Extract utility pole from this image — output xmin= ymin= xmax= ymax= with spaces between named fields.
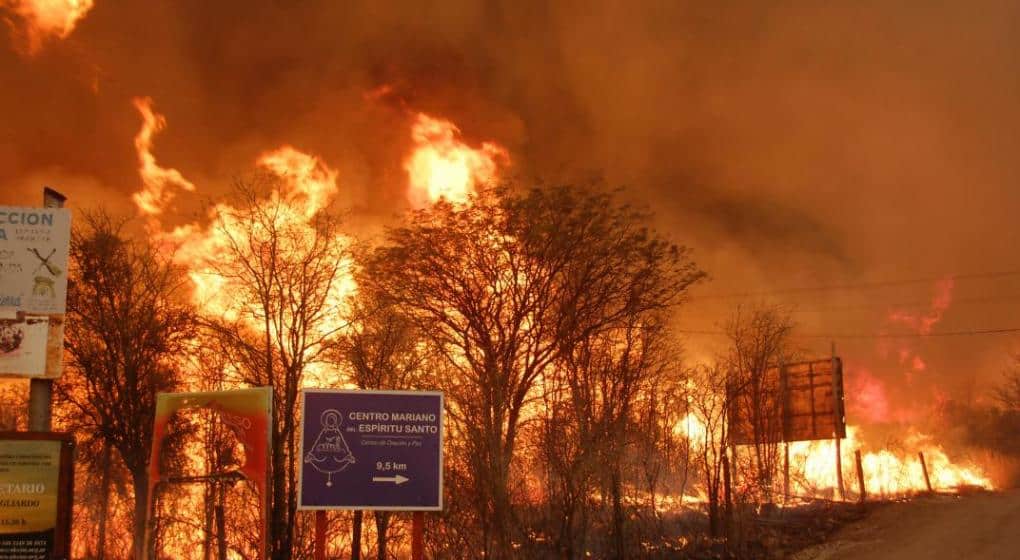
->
xmin=28 ymin=186 xmax=65 ymax=432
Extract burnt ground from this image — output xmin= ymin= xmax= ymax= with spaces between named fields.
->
xmin=792 ymin=489 xmax=1020 ymax=560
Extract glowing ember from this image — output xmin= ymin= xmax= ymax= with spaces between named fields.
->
xmin=404 ymin=112 xmax=508 ymax=207
xmin=2 ymin=0 xmax=94 ymax=53
xmin=132 ymin=97 xmax=196 ymax=218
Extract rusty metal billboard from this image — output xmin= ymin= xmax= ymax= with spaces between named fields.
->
xmin=728 ymin=357 xmax=846 ymax=445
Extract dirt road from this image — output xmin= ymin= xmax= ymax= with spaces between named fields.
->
xmin=795 ymin=490 xmax=1020 ymax=560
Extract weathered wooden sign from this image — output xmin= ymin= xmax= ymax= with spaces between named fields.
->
xmin=728 ymin=357 xmax=846 ymax=445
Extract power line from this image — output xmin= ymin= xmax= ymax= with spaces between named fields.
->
xmin=676 ymin=327 xmax=1020 ymax=339
xmin=788 ymin=293 xmax=1020 ymax=313
xmin=687 ymin=268 xmax=1020 ymax=301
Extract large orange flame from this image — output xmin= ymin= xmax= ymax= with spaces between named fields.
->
xmin=788 ymin=426 xmax=991 ymax=497
xmin=164 ymin=145 xmax=351 ymax=324
xmin=131 ymin=97 xmax=196 ymax=218
xmin=676 ymin=412 xmax=992 ymax=502
xmin=127 ymin=102 xmax=356 ymax=556
xmin=404 ymin=112 xmax=508 ymax=207
xmin=128 ymin=97 xmax=355 ymax=357
xmin=1 ymin=0 xmax=94 ymax=53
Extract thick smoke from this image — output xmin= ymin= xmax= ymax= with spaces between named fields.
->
xmin=2 ymin=0 xmax=1019 ymax=423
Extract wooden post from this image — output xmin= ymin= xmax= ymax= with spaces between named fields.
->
xmin=918 ymin=452 xmax=933 ymax=492
xmin=855 ymin=450 xmax=866 ymax=503
xmin=352 ymin=510 xmax=362 ymax=560
xmin=314 ymin=511 xmax=326 ymax=560
xmin=722 ymin=447 xmax=733 ymax=534
xmin=144 ymin=481 xmax=162 ymax=560
xmin=783 ymin=442 xmax=790 ymax=503
xmin=832 ymin=342 xmax=845 ymax=501
xmin=412 ymin=511 xmax=424 ymax=560
xmin=215 ymin=482 xmax=227 ymax=560
xmin=780 ymin=359 xmax=790 ymax=504
xmin=730 ymin=445 xmax=739 ymax=488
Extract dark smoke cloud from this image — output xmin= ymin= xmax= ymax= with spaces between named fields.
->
xmin=2 ymin=0 xmax=1019 ymax=416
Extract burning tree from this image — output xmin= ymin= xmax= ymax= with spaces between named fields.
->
xmin=363 ymin=183 xmax=703 ymax=558
xmin=328 ymin=289 xmax=429 ymax=559
xmin=543 ymin=311 xmax=682 ymax=557
xmin=686 ymin=363 xmax=731 ymax=537
xmin=724 ymin=304 xmax=795 ymax=504
xmin=57 ymin=212 xmax=196 ymax=560
xmin=195 ymin=177 xmax=353 ymax=560
xmin=996 ymin=353 xmax=1020 ymax=412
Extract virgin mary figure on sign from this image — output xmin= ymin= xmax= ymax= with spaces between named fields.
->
xmin=304 ymin=409 xmax=356 ymax=487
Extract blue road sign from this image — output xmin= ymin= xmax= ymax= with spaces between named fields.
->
xmin=298 ymin=389 xmax=443 ymax=511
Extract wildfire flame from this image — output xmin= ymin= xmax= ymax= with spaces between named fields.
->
xmin=788 ymin=426 xmax=991 ymax=497
xmin=122 ymin=93 xmax=990 ymax=557
xmin=129 ymin=97 xmax=355 ymax=352
xmin=404 ymin=112 xmax=508 ymax=207
xmin=676 ymin=412 xmax=992 ymax=502
xmin=1 ymin=0 xmax=94 ymax=53
xmin=888 ymin=278 xmax=954 ymax=335
xmin=125 ymin=100 xmax=359 ymax=556
xmin=164 ymin=145 xmax=351 ymax=323
xmin=847 ymin=368 xmax=891 ymax=424
xmin=132 ymin=97 xmax=197 ymax=218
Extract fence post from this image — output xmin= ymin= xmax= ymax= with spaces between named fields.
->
xmin=412 ymin=511 xmax=424 ymax=560
xmin=855 ymin=450 xmax=866 ymax=503
xmin=314 ymin=511 xmax=326 ymax=560
xmin=832 ymin=342 xmax=845 ymax=500
xmin=918 ymin=452 xmax=933 ymax=492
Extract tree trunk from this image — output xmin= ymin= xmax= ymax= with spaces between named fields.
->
xmin=578 ymin=500 xmax=589 ymax=560
xmin=722 ymin=446 xmax=733 ymax=542
xmin=374 ymin=511 xmax=389 ymax=560
xmin=271 ymin=417 xmax=289 ymax=560
xmin=97 ymin=441 xmax=112 ymax=560
xmin=203 ymin=482 xmax=214 ymax=560
xmin=352 ymin=510 xmax=362 ymax=560
xmin=131 ymin=468 xmax=149 ymax=560
xmin=285 ymin=407 xmax=298 ymax=558
xmin=486 ymin=440 xmax=513 ymax=560
xmin=708 ymin=493 xmax=720 ymax=538
xmin=216 ymin=483 xmax=227 ymax=560
xmin=610 ymin=466 xmax=624 ymax=560
xmin=558 ymin=502 xmax=574 ymax=559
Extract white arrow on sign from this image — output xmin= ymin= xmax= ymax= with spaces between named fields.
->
xmin=372 ymin=474 xmax=410 ymax=485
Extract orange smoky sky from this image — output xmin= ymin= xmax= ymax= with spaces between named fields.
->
xmin=2 ymin=1 xmax=1019 ymax=424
